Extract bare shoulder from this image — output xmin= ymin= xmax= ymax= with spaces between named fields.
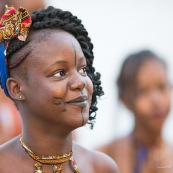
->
xmin=73 ymin=142 xmax=119 ymax=173
xmin=0 ymin=136 xmax=19 ymax=151
xmin=96 ymin=136 xmax=131 ymax=160
xmin=89 ymin=149 xmax=119 ymax=173
xmin=0 ymin=136 xmax=20 ymax=171
xmin=0 ymin=138 xmax=13 ymax=157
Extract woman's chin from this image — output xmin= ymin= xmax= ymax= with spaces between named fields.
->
xmin=71 ymin=113 xmax=89 ymax=129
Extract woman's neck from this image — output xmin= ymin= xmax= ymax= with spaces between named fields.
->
xmin=132 ymin=122 xmax=163 ymax=148
xmin=21 ymin=119 xmax=73 ymax=156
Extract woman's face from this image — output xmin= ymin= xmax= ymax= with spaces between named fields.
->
xmin=132 ymin=59 xmax=171 ymax=132
xmin=21 ymin=31 xmax=93 ymax=130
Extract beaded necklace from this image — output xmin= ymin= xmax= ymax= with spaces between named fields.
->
xmin=19 ymin=136 xmax=80 ymax=173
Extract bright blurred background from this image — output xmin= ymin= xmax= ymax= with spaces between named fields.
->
xmin=46 ymin=0 xmax=173 ymax=149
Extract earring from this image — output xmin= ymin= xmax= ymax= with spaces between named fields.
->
xmin=19 ymin=95 xmax=22 ymax=99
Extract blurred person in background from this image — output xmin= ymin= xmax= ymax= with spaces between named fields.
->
xmin=0 ymin=0 xmax=45 ymax=144
xmin=97 ymin=50 xmax=173 ymax=173
xmin=0 ymin=89 xmax=21 ymax=144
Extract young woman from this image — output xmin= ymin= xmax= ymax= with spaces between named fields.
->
xmin=98 ymin=50 xmax=173 ymax=173
xmin=0 ymin=6 xmax=118 ymax=173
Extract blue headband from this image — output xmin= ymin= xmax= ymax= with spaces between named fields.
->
xmin=0 ymin=42 xmax=9 ymax=97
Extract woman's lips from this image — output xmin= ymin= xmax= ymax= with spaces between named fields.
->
xmin=66 ymin=96 xmax=88 ymax=107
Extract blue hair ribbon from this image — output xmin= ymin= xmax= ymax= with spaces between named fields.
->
xmin=0 ymin=42 xmax=9 ymax=97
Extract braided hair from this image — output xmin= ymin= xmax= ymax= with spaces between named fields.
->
xmin=117 ymin=50 xmax=166 ymax=100
xmin=6 ymin=6 xmax=104 ymax=128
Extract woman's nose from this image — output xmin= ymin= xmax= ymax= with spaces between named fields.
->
xmin=69 ymin=73 xmax=85 ymax=91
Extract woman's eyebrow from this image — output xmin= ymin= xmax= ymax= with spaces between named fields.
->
xmin=51 ymin=60 xmax=68 ymax=66
xmin=49 ymin=57 xmax=86 ymax=68
xmin=79 ymin=56 xmax=86 ymax=62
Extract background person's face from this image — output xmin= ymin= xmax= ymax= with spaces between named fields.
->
xmin=132 ymin=59 xmax=171 ymax=132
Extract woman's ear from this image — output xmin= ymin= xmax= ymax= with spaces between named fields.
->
xmin=6 ymin=77 xmax=25 ymax=100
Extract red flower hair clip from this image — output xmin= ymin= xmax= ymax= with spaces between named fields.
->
xmin=0 ymin=5 xmax=32 ymax=42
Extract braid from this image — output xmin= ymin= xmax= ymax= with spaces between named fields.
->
xmin=6 ymin=6 xmax=104 ymax=128
xmin=6 ymin=40 xmax=28 ymax=57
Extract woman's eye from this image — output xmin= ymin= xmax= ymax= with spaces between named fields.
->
xmin=53 ymin=70 xmax=66 ymax=78
xmin=78 ymin=66 xmax=87 ymax=75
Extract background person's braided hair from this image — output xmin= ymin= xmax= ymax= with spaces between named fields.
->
xmin=6 ymin=6 xmax=104 ymax=128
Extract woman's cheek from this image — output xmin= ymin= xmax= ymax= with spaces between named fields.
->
xmin=85 ymin=77 xmax=94 ymax=96
xmin=50 ymin=81 xmax=68 ymax=99
xmin=134 ymin=98 xmax=150 ymax=117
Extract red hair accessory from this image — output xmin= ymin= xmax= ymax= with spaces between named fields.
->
xmin=0 ymin=5 xmax=32 ymax=42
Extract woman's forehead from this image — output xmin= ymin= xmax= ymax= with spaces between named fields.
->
xmin=30 ymin=29 xmax=77 ymax=44
xmin=30 ymin=30 xmax=83 ymax=55
xmin=27 ymin=30 xmax=85 ymax=68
